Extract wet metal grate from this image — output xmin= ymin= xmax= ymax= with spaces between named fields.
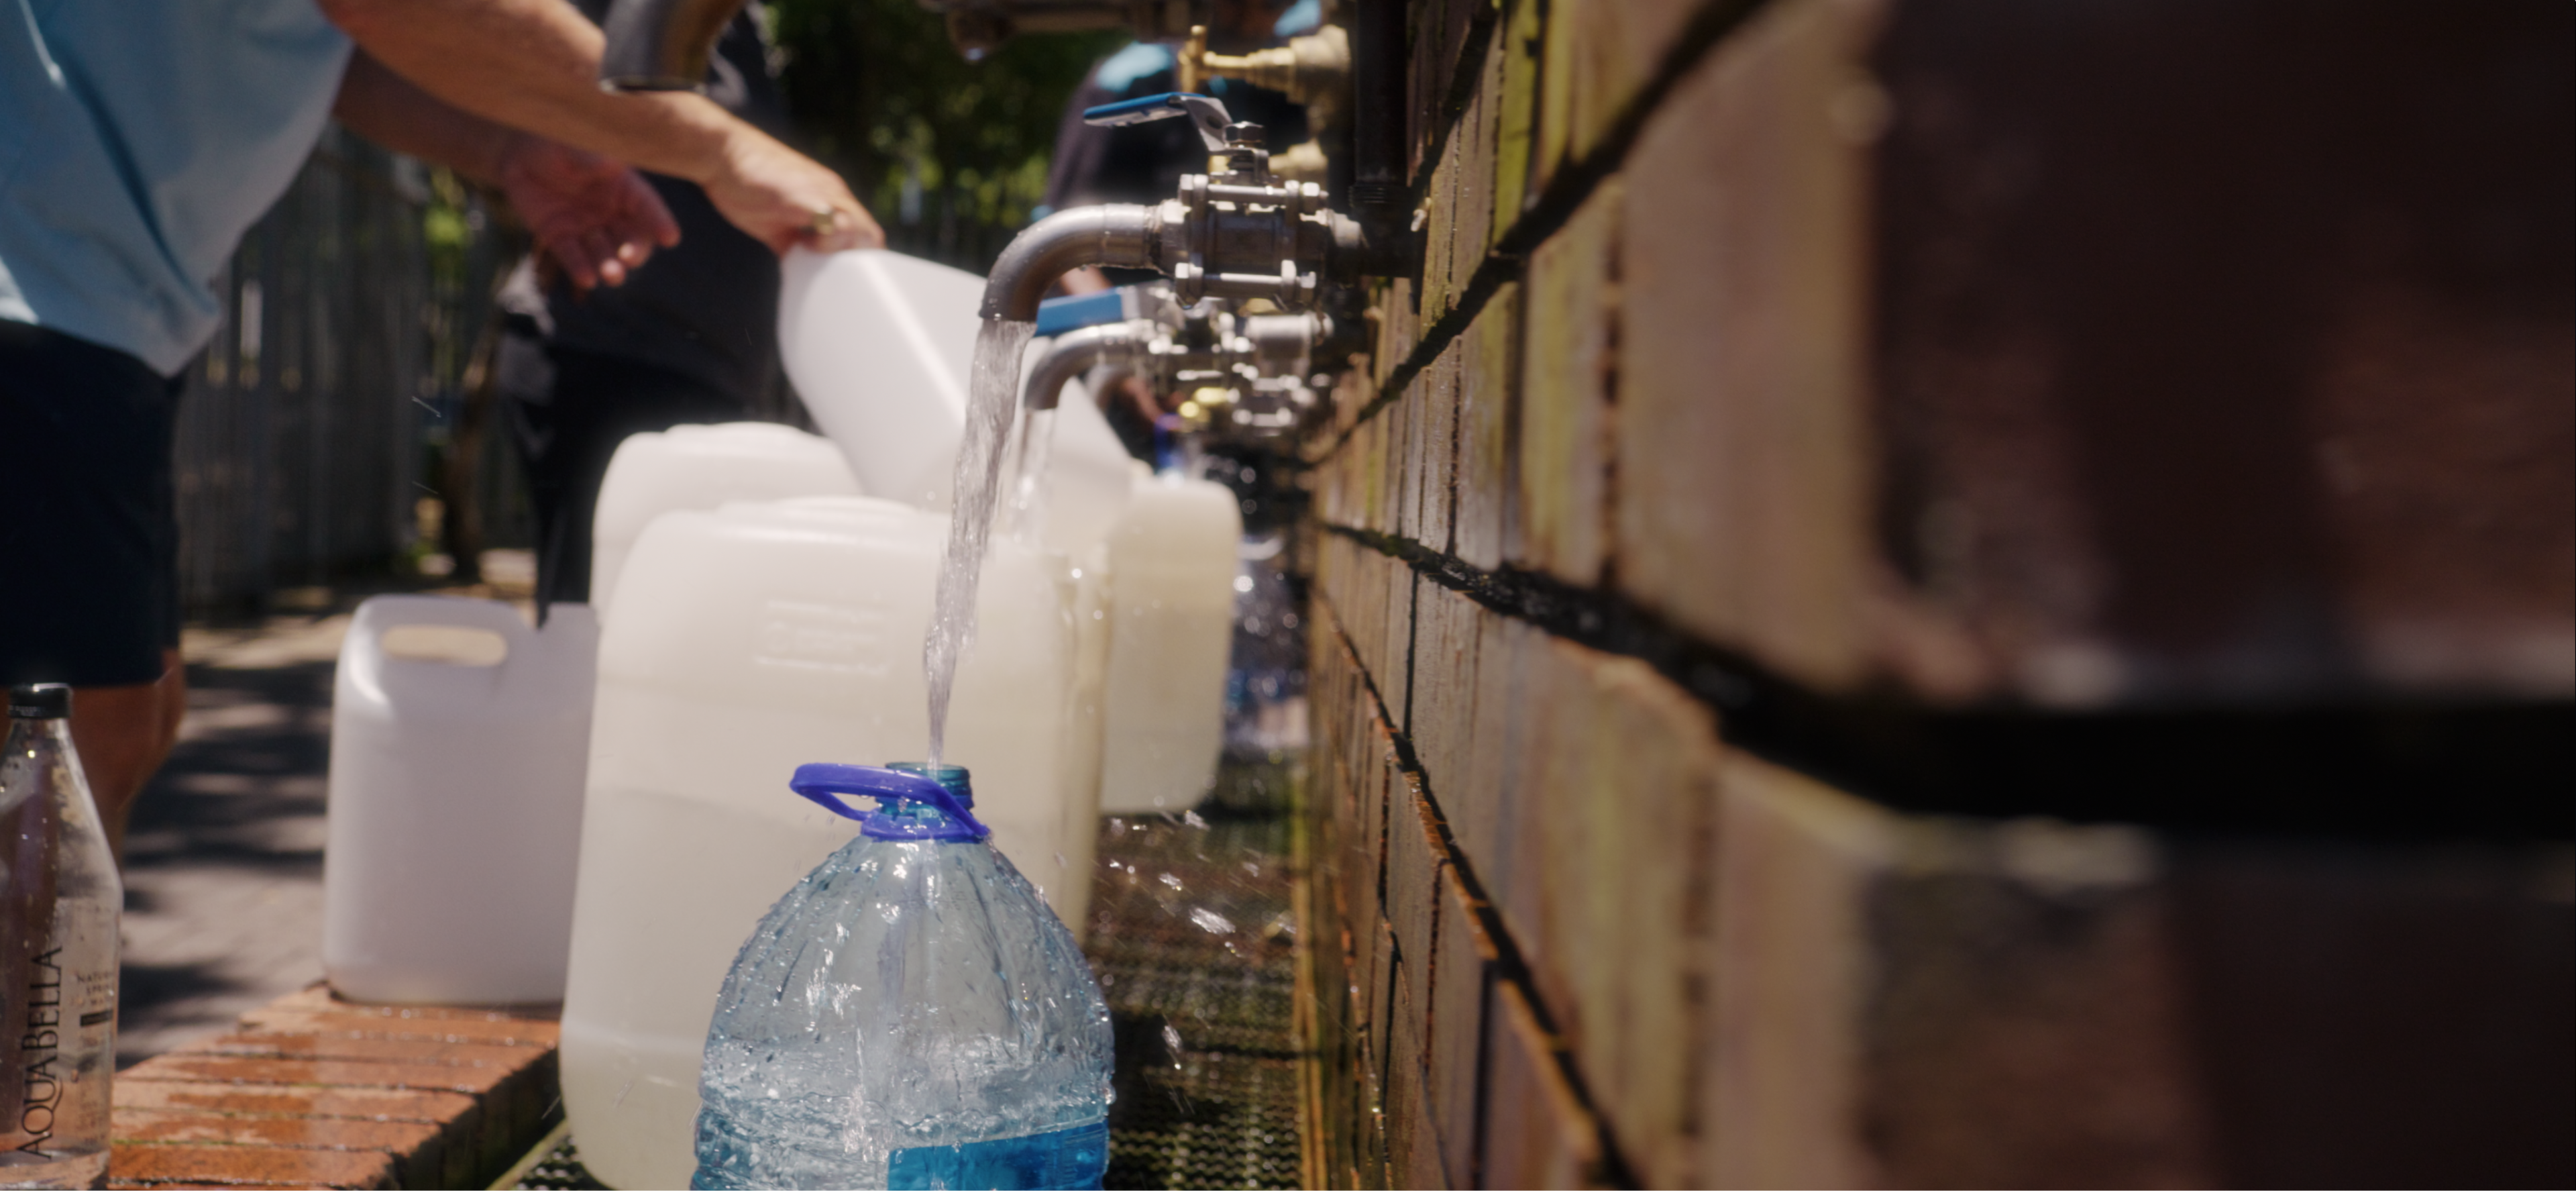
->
xmin=504 ymin=1131 xmax=606 ymax=1190
xmin=1091 ymin=759 xmax=1308 ymax=1190
xmin=514 ymin=758 xmax=1311 ymax=1190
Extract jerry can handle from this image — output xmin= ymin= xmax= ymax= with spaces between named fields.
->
xmin=790 ymin=763 xmax=990 ymax=841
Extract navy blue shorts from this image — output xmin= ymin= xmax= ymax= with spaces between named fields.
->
xmin=0 ymin=321 xmax=182 ymax=687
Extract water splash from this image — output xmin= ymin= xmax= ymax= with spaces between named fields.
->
xmin=1004 ymin=405 xmax=1059 ymax=548
xmin=925 ymin=316 xmax=1036 ymax=766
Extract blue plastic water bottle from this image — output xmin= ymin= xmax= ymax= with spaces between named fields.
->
xmin=690 ymin=763 xmax=1114 ymax=1190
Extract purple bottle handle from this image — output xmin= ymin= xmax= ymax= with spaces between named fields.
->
xmin=790 ymin=763 xmax=991 ymax=842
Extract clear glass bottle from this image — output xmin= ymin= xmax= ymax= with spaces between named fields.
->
xmin=692 ymin=763 xmax=1112 ymax=1190
xmin=1 ymin=684 xmax=121 ymax=1190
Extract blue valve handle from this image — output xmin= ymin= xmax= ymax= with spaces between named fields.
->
xmin=791 ymin=762 xmax=990 ymax=842
xmin=1081 ymin=92 xmax=1234 ymax=152
xmin=1034 ymin=289 xmax=1129 ymax=338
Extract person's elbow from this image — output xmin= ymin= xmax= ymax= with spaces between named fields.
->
xmin=315 ymin=0 xmax=400 ymax=46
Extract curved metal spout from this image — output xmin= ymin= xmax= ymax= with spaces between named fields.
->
xmin=600 ymin=0 xmax=745 ymax=91
xmin=1023 ymin=321 xmax=1152 ymax=411
xmin=980 ymin=205 xmax=1164 ymax=322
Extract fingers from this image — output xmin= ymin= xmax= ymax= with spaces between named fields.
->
xmin=701 ymin=128 xmax=881 ymax=256
xmin=551 ymin=228 xmax=601 ymax=291
xmin=801 ymin=203 xmax=885 ymax=253
xmin=625 ymin=171 xmax=682 ymax=249
xmin=584 ymin=228 xmax=625 ymax=287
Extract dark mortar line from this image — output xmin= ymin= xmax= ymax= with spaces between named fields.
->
xmin=1326 ymin=523 xmax=2576 ymax=841
xmin=1403 ymin=1 xmax=1507 ymax=214
xmin=1488 ymin=0 xmax=1771 ymax=262
xmin=1315 ymin=586 xmax=1647 ymax=1190
xmin=1319 ymin=0 xmax=1778 ymax=461
xmin=1318 ymin=254 xmax=1518 ymax=459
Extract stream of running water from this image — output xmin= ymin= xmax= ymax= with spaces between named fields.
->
xmin=924 ymin=316 xmax=1036 ymax=766
xmin=1004 ymin=405 xmax=1058 ymax=548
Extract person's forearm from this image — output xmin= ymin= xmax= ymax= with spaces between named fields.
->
xmin=332 ymin=50 xmax=517 ymax=183
xmin=318 ymin=0 xmax=735 ymax=185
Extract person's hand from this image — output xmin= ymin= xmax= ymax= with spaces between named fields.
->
xmin=700 ymin=127 xmax=884 ymax=255
xmin=495 ymin=134 xmax=681 ymax=290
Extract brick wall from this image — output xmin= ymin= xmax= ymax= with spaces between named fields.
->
xmin=1299 ymin=1 xmax=2573 ymax=1186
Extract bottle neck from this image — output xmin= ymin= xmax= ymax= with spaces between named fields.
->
xmin=5 ymin=715 xmax=73 ymax=751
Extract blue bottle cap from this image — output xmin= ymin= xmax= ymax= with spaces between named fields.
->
xmin=790 ymin=762 xmax=991 ymax=842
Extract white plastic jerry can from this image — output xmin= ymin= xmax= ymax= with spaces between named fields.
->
xmin=588 ymin=421 xmax=861 ymax=615
xmin=775 ymin=248 xmax=1134 ymax=554
xmin=321 ymin=596 xmax=597 ymax=1004
xmin=1099 ymin=472 xmax=1244 ymax=813
xmin=558 ymin=495 xmax=1083 ymax=1191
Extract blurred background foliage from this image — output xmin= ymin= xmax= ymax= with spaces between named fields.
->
xmin=768 ymin=0 xmax=1126 ymax=271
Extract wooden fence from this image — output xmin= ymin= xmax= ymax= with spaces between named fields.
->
xmin=170 ymin=126 xmax=513 ymax=617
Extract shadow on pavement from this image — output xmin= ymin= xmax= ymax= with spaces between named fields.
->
xmin=116 ymin=653 xmax=337 ymax=1066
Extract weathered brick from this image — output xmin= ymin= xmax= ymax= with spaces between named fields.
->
xmin=1510 ymin=645 xmax=1720 ymax=1190
xmin=1369 ymin=923 xmax=1399 ymax=1095
xmin=1618 ymin=0 xmax=1879 ymax=693
xmin=1452 ymin=35 xmax=1500 ymax=289
xmin=111 ymin=1109 xmax=439 ymax=1152
xmin=1703 ymin=754 xmax=1887 ymax=1188
xmin=231 ymin=1008 xmax=557 ymax=1050
xmin=1387 ymin=977 xmax=1449 ymax=1189
xmin=105 ymin=1184 xmax=311 ymax=1190
xmin=1479 ymin=981 xmax=1603 ymax=1190
xmin=111 ymin=1081 xmax=475 ymax=1125
xmin=1494 ymin=0 xmax=1543 ymax=227
xmin=1429 ymin=866 xmax=1496 ymax=1188
xmin=1409 ymin=586 xmax=1452 ymax=795
xmin=1705 ymin=758 xmax=2233 ymax=1188
xmin=1452 ymin=613 xmax=1532 ymax=898
xmin=1327 ymin=356 xmax=1375 ymax=440
xmin=1859 ymin=0 xmax=2574 ymax=703
xmin=1364 ymin=404 xmax=1396 ymax=534
xmin=1454 ymin=282 xmax=1519 ymax=571
xmin=1377 ymin=279 xmax=1418 ymax=391
xmin=121 ymin=1055 xmax=522 ymax=1098
xmin=109 ymin=1142 xmax=396 ymax=1190
xmin=1419 ymin=121 xmax=1463 ymax=323
xmin=1387 ymin=774 xmax=1446 ymax=1027
xmin=1536 ymin=0 xmax=1691 ymax=191
xmin=2150 ymin=839 xmax=2573 ymax=1188
xmin=113 ymin=1108 xmax=445 ymax=1189
xmin=182 ymin=1032 xmax=534 ymax=1070
xmin=1392 ymin=374 xmax=1420 ymax=542
xmin=1381 ymin=558 xmax=1417 ymax=728
xmin=1414 ymin=350 xmax=1461 ymax=553
xmin=1857 ymin=817 xmax=2215 ymax=1188
xmin=1532 ymin=0 xmax=1578 ymax=197
xmin=1517 ymin=180 xmax=1619 ymax=586
xmin=1410 ymin=584 xmax=1483 ymax=815
xmin=258 ymin=986 xmax=556 ymax=1024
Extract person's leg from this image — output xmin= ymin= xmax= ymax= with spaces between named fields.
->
xmin=0 ymin=322 xmax=189 ymax=863
xmin=68 ymin=649 xmax=184 ymax=860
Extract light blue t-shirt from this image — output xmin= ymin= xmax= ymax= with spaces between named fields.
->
xmin=1 ymin=0 xmax=352 ymax=376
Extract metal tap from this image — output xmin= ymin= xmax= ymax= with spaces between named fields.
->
xmin=1178 ymin=21 xmax=1346 ymax=110
xmin=978 ymin=92 xmax=1413 ymax=323
xmin=598 ymin=0 xmax=748 ymax=90
xmin=1025 ymin=286 xmax=1326 ymax=441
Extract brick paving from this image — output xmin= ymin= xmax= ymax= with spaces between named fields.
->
xmin=110 ymin=988 xmax=560 ymax=1189
xmin=118 ymin=559 xmax=535 ymax=1067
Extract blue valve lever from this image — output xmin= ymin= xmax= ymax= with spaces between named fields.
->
xmin=1081 ymin=91 xmax=1236 ymax=153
